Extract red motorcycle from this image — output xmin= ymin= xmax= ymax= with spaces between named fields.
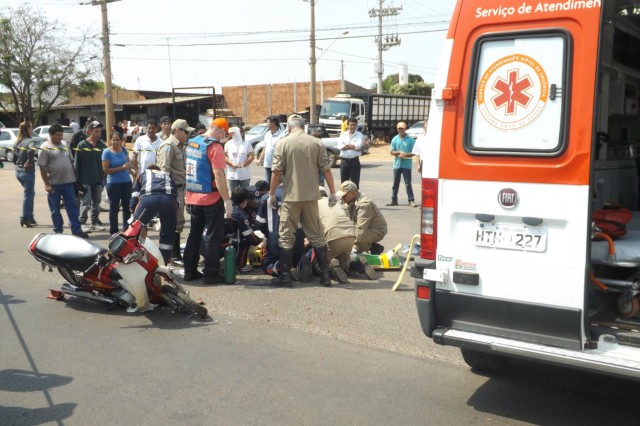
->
xmin=28 ymin=210 xmax=208 ymax=320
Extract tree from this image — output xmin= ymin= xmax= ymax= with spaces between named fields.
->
xmin=75 ymin=79 xmax=126 ymax=98
xmin=389 ymin=82 xmax=433 ymax=96
xmin=382 ymin=72 xmax=424 ymax=92
xmin=0 ymin=4 xmax=98 ymax=124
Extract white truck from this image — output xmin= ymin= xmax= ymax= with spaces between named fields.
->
xmin=319 ymin=92 xmax=430 ymax=140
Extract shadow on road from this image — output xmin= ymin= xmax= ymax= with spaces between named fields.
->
xmin=1 ymin=290 xmax=77 ymax=425
xmin=466 ymin=359 xmax=640 ymax=425
xmin=0 ymin=369 xmax=72 ymax=392
xmin=0 ymin=403 xmax=76 ymax=426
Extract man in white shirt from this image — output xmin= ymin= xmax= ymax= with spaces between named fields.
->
xmin=256 ymin=115 xmax=284 ymax=184
xmin=132 ymin=119 xmax=162 ymax=177
xmin=337 ymin=117 xmax=364 ymax=188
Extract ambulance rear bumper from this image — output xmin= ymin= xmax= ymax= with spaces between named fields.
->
xmin=434 ymin=328 xmax=640 ymax=381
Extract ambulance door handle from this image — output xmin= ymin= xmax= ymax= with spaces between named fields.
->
xmin=550 ymin=84 xmax=557 ymax=101
xmin=523 ymin=217 xmax=543 ymax=226
xmin=475 ymin=214 xmax=494 ymax=222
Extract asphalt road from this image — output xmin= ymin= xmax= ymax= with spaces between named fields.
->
xmin=1 ymin=153 xmax=639 ymax=425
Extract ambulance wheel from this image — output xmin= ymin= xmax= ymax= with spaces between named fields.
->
xmin=617 ymin=294 xmax=640 ymax=318
xmin=460 ymin=348 xmax=509 ymax=373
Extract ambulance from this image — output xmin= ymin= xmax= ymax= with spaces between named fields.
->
xmin=414 ymin=0 xmax=640 ymax=379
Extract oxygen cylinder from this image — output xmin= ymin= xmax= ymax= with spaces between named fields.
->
xmin=224 ymin=243 xmax=237 ymax=284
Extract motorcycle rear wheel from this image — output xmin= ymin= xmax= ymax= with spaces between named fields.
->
xmin=58 ymin=267 xmax=82 ymax=286
xmin=161 ymin=285 xmax=208 ymax=320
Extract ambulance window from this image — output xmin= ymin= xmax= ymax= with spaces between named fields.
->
xmin=465 ymin=32 xmax=570 ymax=156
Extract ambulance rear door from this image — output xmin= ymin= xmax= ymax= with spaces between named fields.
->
xmin=431 ymin=2 xmax=602 ymax=350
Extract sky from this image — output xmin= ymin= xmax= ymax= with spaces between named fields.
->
xmin=10 ymin=0 xmax=455 ymax=93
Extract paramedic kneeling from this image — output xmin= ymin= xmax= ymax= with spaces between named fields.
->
xmin=130 ymin=165 xmax=178 ymax=264
xmin=337 ymin=180 xmax=388 ymax=254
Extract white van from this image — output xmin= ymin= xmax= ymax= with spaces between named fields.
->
xmin=414 ymin=0 xmax=640 ymax=380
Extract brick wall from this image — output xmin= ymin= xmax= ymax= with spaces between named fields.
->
xmin=222 ymin=80 xmax=370 ymax=125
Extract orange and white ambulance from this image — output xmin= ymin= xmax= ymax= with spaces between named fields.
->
xmin=414 ymin=0 xmax=640 ymax=379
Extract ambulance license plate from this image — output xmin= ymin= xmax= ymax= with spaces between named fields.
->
xmin=474 ymin=223 xmax=547 ymax=252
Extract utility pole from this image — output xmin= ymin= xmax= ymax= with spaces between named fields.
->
xmin=369 ymin=0 xmax=402 ymax=94
xmin=82 ymin=0 xmax=120 ymax=135
xmin=340 ymin=60 xmax=345 ymax=92
xmin=309 ymin=0 xmax=317 ymax=124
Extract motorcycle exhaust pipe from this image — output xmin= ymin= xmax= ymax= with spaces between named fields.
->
xmin=60 ymin=283 xmax=116 ymax=305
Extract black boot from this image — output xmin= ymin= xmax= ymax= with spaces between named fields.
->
xmin=314 ymin=246 xmax=332 ymax=287
xmin=172 ymin=232 xmax=183 ymax=263
xmin=271 ymin=248 xmax=293 ymax=287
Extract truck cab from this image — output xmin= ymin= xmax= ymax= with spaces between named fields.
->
xmin=414 ymin=0 xmax=640 ymax=380
xmin=319 ymin=93 xmax=366 ymax=135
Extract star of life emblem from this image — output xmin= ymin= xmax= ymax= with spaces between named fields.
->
xmin=477 ymin=54 xmax=549 ymax=130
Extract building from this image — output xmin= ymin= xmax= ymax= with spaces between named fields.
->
xmin=29 ymin=79 xmax=370 ymax=130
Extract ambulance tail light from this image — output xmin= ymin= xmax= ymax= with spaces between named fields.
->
xmin=420 ymin=178 xmax=438 ymax=260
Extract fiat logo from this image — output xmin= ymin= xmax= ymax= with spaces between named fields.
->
xmin=498 ymin=188 xmax=518 ymax=208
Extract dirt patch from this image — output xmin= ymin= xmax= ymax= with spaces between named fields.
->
xmin=364 ymin=141 xmax=392 ymax=159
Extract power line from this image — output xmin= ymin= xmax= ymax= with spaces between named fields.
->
xmin=111 ymin=27 xmax=447 ymax=48
xmin=108 ymin=19 xmax=449 ymax=39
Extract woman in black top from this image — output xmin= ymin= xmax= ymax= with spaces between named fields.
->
xmin=13 ymin=121 xmax=37 ymax=227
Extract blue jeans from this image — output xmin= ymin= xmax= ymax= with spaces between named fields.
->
xmin=106 ymin=181 xmax=132 ymax=234
xmin=15 ymin=169 xmax=36 ymax=222
xmin=391 ymin=168 xmax=414 ymax=203
xmin=79 ymin=182 xmax=103 ymax=225
xmin=47 ymin=183 xmax=82 ymax=234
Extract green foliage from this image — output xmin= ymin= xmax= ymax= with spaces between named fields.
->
xmin=389 ymin=82 xmax=433 ymax=96
xmin=371 ymin=73 xmax=429 ymax=93
xmin=0 ymin=4 xmax=98 ymax=124
xmin=74 ymin=79 xmax=126 ymax=97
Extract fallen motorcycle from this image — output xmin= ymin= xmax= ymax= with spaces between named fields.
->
xmin=27 ymin=211 xmax=208 ymax=320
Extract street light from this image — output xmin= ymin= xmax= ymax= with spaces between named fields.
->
xmin=317 ymin=31 xmax=349 ymax=62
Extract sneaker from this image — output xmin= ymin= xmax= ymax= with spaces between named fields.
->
xmin=330 ymin=259 xmax=349 ymax=283
xmin=358 ymin=257 xmax=376 ymax=280
xmin=95 ymin=219 xmax=103 ymax=225
xmin=81 ymin=225 xmax=92 ymax=233
xmin=408 ymin=201 xmax=418 ymax=208
xmin=239 ymin=264 xmax=253 ymax=273
xmin=90 ymin=224 xmax=105 ymax=232
xmin=183 ymin=271 xmax=204 ymax=281
xmin=385 ymin=201 xmax=398 ymax=206
xmin=73 ymin=230 xmax=89 ymax=239
xmin=298 ymin=255 xmax=313 ymax=282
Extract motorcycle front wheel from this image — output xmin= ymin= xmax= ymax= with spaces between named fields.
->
xmin=161 ymin=285 xmax=208 ymax=320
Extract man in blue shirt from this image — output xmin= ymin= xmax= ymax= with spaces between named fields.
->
xmin=387 ymin=122 xmax=417 ymax=208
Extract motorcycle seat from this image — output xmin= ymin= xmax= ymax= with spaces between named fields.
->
xmin=34 ymin=233 xmax=108 ymax=271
